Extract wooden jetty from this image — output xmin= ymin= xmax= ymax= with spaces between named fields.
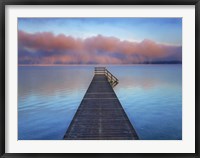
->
xmin=64 ymin=67 xmax=139 ymax=140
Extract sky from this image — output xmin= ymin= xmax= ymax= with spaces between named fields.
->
xmin=18 ymin=18 xmax=182 ymax=65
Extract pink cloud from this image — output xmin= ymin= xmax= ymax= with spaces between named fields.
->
xmin=18 ymin=30 xmax=182 ymax=65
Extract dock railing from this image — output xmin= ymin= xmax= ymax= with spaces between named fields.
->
xmin=95 ymin=67 xmax=119 ymax=87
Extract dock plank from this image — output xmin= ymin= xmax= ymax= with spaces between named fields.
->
xmin=64 ymin=73 xmax=139 ymax=140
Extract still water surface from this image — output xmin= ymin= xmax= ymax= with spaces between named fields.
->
xmin=18 ymin=65 xmax=182 ymax=140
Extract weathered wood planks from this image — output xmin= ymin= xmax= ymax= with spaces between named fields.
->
xmin=64 ymin=69 xmax=139 ymax=140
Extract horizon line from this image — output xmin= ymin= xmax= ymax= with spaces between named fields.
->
xmin=18 ymin=63 xmax=182 ymax=67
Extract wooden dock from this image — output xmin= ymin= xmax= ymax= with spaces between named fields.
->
xmin=64 ymin=67 xmax=139 ymax=140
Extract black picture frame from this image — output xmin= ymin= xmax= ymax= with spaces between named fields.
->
xmin=0 ymin=0 xmax=199 ymax=158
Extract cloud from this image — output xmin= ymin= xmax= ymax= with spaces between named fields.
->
xmin=18 ymin=30 xmax=182 ymax=65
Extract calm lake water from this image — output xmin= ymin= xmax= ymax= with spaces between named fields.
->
xmin=18 ymin=65 xmax=182 ymax=140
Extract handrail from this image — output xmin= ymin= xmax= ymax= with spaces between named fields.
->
xmin=94 ymin=67 xmax=119 ymax=87
xmin=94 ymin=67 xmax=105 ymax=74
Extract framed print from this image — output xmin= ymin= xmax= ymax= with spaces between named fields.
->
xmin=1 ymin=0 xmax=199 ymax=157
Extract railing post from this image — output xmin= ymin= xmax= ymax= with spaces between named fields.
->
xmin=95 ymin=67 xmax=118 ymax=87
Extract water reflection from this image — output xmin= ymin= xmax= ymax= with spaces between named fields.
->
xmin=18 ymin=66 xmax=93 ymax=140
xmin=18 ymin=66 xmax=93 ymax=97
xmin=18 ymin=65 xmax=182 ymax=140
xmin=108 ymin=65 xmax=182 ymax=140
xmin=108 ymin=65 xmax=181 ymax=89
